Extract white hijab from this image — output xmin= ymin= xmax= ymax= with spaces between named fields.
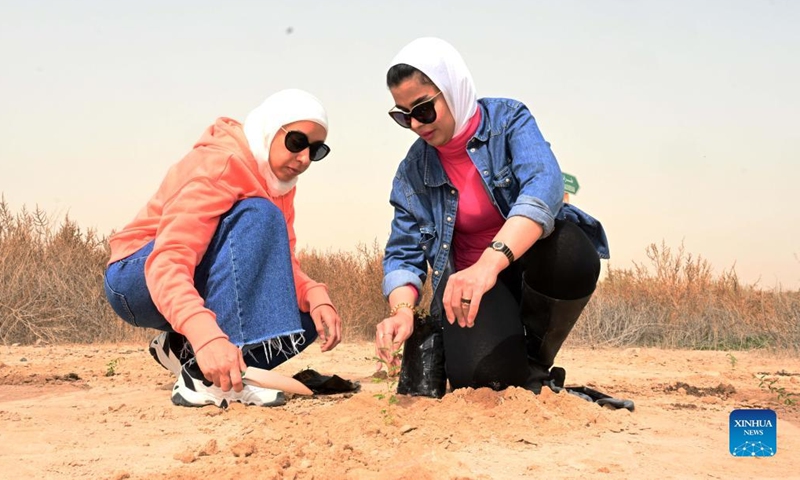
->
xmin=243 ymin=89 xmax=328 ymax=196
xmin=389 ymin=37 xmax=478 ymax=137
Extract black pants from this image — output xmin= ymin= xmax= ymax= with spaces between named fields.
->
xmin=440 ymin=220 xmax=601 ymax=390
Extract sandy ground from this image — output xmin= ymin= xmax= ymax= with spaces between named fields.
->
xmin=1 ymin=341 xmax=798 ymax=480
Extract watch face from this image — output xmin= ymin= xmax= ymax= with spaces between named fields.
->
xmin=489 ymin=240 xmax=514 ymax=264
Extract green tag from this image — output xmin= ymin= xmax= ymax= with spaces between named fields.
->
xmin=562 ymin=172 xmax=580 ymax=195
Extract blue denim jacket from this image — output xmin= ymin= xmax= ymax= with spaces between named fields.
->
xmin=382 ymin=97 xmax=609 ymax=303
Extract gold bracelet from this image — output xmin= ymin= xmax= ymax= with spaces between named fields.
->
xmin=389 ymin=302 xmax=414 ymax=316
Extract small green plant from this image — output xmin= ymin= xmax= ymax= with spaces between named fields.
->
xmin=372 ymin=346 xmax=403 ymax=424
xmin=756 ymin=374 xmax=798 ymax=406
xmin=105 ymin=357 xmax=122 ymax=377
xmin=726 ymin=353 xmax=738 ymax=370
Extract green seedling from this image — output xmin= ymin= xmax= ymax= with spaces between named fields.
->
xmin=373 ymin=346 xmax=403 ymax=424
xmin=726 ymin=352 xmax=738 ymax=370
xmin=105 ymin=357 xmax=122 ymax=377
xmin=757 ymin=373 xmax=798 ymax=406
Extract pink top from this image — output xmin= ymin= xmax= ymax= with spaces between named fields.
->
xmin=436 ymin=109 xmax=505 ymax=271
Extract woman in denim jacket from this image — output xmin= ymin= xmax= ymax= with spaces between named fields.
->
xmin=375 ymin=37 xmax=610 ymax=395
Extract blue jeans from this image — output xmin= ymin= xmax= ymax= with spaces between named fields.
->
xmin=104 ymin=198 xmax=317 ymax=369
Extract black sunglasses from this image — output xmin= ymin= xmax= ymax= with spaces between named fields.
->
xmin=281 ymin=127 xmax=330 ymax=161
xmin=387 ymin=91 xmax=442 ymax=129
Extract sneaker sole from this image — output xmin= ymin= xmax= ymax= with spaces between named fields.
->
xmin=171 ymin=378 xmax=287 ymax=409
xmin=171 ymin=390 xmax=287 ymax=408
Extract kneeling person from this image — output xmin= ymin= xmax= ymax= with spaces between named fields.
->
xmin=104 ymin=89 xmax=341 ymax=408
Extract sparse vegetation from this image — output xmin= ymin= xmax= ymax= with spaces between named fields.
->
xmin=1 ymin=198 xmax=798 ymax=351
xmin=372 ymin=346 xmax=402 ymax=424
xmin=573 ymin=241 xmax=800 ymax=351
xmin=726 ymin=353 xmax=738 ymax=370
xmin=0 ymin=197 xmax=151 ymax=345
xmin=105 ymin=357 xmax=121 ymax=377
xmin=756 ymin=373 xmax=798 ymax=406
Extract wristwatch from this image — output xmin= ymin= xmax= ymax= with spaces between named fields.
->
xmin=488 ymin=241 xmax=515 ymax=264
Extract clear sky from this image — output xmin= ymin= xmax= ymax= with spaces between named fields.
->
xmin=1 ymin=0 xmax=798 ymax=289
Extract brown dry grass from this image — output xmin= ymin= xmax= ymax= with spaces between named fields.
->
xmin=0 ymin=197 xmax=151 ymax=345
xmin=1 ymin=197 xmax=798 ymax=350
xmin=575 ymin=242 xmax=800 ymax=350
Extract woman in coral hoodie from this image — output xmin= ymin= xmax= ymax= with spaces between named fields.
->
xmin=104 ymin=89 xmax=341 ymax=408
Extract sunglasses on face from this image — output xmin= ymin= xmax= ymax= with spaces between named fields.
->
xmin=387 ymin=91 xmax=442 ymax=129
xmin=281 ymin=127 xmax=331 ymax=161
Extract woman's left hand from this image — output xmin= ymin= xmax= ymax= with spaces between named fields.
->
xmin=310 ymin=304 xmax=342 ymax=352
xmin=442 ymin=261 xmax=501 ymax=328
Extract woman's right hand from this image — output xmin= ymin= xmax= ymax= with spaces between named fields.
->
xmin=374 ymin=310 xmax=414 ymax=374
xmin=194 ymin=338 xmax=247 ymax=392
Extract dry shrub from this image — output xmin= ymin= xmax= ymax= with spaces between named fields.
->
xmin=296 ymin=241 xmax=429 ymax=341
xmin=0 ymin=197 xmax=151 ymax=344
xmin=1 ymin=197 xmax=797 ymax=350
xmin=573 ymin=241 xmax=800 ymax=350
xmin=298 ymin=242 xmax=432 ymax=341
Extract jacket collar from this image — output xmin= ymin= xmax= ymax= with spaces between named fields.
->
xmin=421 ymin=100 xmax=490 ymax=187
xmin=471 ymin=101 xmax=491 ymax=142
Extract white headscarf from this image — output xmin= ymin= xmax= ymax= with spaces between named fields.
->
xmin=389 ymin=37 xmax=478 ymax=137
xmin=243 ymin=89 xmax=328 ymax=196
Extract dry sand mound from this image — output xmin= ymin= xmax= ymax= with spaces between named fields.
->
xmin=1 ymin=342 xmax=798 ymax=479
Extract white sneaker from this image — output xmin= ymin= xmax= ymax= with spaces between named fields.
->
xmin=148 ymin=332 xmax=191 ymax=376
xmin=171 ymin=359 xmax=286 ymax=408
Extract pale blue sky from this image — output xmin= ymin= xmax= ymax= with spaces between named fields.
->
xmin=1 ymin=0 xmax=798 ymax=289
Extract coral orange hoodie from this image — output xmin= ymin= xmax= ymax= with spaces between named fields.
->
xmin=108 ymin=117 xmax=331 ymax=351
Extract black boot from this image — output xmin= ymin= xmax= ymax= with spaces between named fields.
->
xmin=521 ymin=283 xmax=591 ymax=394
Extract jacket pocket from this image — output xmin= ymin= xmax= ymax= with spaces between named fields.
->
xmin=491 ymin=165 xmax=515 ymax=189
xmin=491 ymin=166 xmax=515 ymax=214
xmin=418 ymin=225 xmax=436 ymax=253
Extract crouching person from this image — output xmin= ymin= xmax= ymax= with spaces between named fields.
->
xmin=104 ymin=89 xmax=341 ymax=408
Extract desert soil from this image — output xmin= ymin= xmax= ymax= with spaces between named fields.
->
xmin=1 ymin=341 xmax=798 ymax=480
